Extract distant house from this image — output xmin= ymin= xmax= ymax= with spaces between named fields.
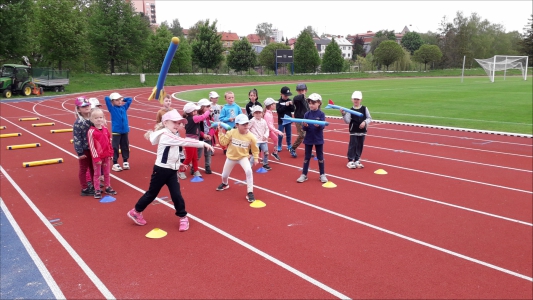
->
xmin=347 ymin=26 xmax=409 ymax=54
xmin=182 ymin=29 xmax=189 ymax=39
xmin=288 ymin=38 xmax=296 ymax=50
xmin=331 ymin=36 xmax=353 ymax=59
xmin=246 ymin=34 xmax=266 ymax=46
xmin=252 ymin=45 xmax=265 ymax=54
xmin=219 ymin=31 xmax=240 ymax=48
xmin=314 ymin=38 xmax=331 ymax=58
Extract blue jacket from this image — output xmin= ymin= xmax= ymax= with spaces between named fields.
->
xmin=105 ymin=96 xmax=132 ymax=134
xmin=219 ymin=103 xmax=242 ymax=128
xmin=302 ymin=109 xmax=325 ymax=145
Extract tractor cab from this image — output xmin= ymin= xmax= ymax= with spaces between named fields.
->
xmin=0 ymin=64 xmax=33 ymax=98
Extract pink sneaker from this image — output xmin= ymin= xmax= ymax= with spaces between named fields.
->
xmin=127 ymin=209 xmax=146 ymax=225
xmin=179 ymin=216 xmax=189 ymax=232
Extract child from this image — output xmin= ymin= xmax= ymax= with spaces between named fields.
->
xmin=289 ymin=83 xmax=309 ymax=158
xmin=72 ymin=96 xmax=94 ymax=196
xmin=216 ymin=114 xmax=259 ymax=202
xmin=209 ymin=91 xmax=222 ymax=156
xmin=263 ymin=98 xmax=283 ymax=161
xmin=248 ymin=105 xmax=271 ymax=170
xmin=89 ymin=97 xmax=102 ymax=109
xmin=180 ymin=102 xmax=211 ymax=178
xmin=86 ymin=97 xmax=104 ymax=188
xmin=197 ymin=98 xmax=215 ymax=174
xmin=219 ymin=91 xmax=242 ymax=129
xmin=296 ymin=93 xmax=328 ymax=183
xmin=275 ymin=86 xmax=295 ymax=152
xmin=105 ymin=92 xmax=132 ymax=172
xmin=156 ymin=94 xmax=173 ymax=123
xmin=245 ymin=88 xmax=262 ymax=120
xmin=342 ymin=91 xmax=372 ymax=169
xmin=127 ymin=110 xmax=214 ymax=231
xmin=87 ymin=108 xmax=116 ymax=199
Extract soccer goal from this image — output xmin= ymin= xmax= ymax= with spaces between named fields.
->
xmin=474 ymin=55 xmax=528 ymax=82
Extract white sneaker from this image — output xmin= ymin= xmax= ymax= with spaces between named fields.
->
xmin=112 ymin=164 xmax=123 ymax=172
xmin=122 ymin=162 xmax=130 ymax=170
xmin=347 ymin=161 xmax=357 ymax=169
xmin=193 ymin=170 xmax=202 ymax=177
xmin=319 ymin=174 xmax=328 ymax=183
xmin=355 ymin=161 xmax=364 ymax=169
xmin=178 ymin=172 xmax=187 ymax=180
xmin=296 ymin=174 xmax=308 ymax=183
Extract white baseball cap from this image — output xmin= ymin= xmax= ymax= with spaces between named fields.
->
xmin=306 ymin=93 xmax=322 ymax=102
xmin=197 ymin=98 xmax=212 ymax=107
xmin=109 ymin=92 xmax=123 ymax=100
xmin=208 ymin=91 xmax=219 ymax=98
xmin=263 ymin=98 xmax=277 ymax=106
xmin=89 ymin=98 xmax=101 ymax=108
xmin=351 ymin=91 xmax=363 ymax=99
xmin=183 ymin=102 xmax=201 ymax=113
xmin=235 ymin=114 xmax=249 ymax=125
xmin=251 ymin=105 xmax=263 ymax=113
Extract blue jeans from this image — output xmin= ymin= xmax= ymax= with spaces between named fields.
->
xmin=277 ymin=123 xmax=292 ymax=148
xmin=250 ymin=142 xmax=269 ymax=165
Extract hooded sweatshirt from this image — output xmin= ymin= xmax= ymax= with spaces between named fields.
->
xmin=150 ymin=128 xmax=208 ymax=170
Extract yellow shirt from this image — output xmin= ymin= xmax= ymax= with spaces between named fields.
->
xmin=218 ymin=129 xmax=259 ymax=160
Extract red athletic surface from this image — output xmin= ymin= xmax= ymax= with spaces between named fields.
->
xmin=1 ymin=85 xmax=532 ymax=299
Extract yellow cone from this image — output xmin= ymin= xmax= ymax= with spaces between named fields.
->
xmin=250 ymin=200 xmax=266 ymax=208
xmin=374 ymin=169 xmax=388 ymax=175
xmin=145 ymin=228 xmax=168 ymax=239
xmin=322 ymin=181 xmax=337 ymax=188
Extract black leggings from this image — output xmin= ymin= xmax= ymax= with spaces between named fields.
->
xmin=112 ymin=133 xmax=129 ymax=164
xmin=302 ymin=144 xmax=325 ymax=175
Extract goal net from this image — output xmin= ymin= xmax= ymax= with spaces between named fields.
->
xmin=474 ymin=55 xmax=528 ymax=82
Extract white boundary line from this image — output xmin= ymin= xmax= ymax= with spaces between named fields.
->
xmin=0 ymin=168 xmax=115 ymax=299
xmin=0 ymin=199 xmax=65 ymax=299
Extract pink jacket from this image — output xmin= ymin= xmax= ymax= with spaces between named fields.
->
xmin=264 ymin=110 xmax=282 ymax=135
xmin=248 ymin=117 xmax=269 ymax=142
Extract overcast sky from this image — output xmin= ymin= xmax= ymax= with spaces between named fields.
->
xmin=155 ymin=1 xmax=531 ymax=38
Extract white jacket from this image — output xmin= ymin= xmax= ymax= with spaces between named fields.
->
xmin=150 ymin=128 xmax=207 ymax=170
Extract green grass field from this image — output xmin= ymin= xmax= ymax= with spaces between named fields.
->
xmin=175 ymin=76 xmax=533 ymax=134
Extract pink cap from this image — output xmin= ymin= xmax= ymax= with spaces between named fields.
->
xmin=161 ymin=109 xmax=187 ymax=124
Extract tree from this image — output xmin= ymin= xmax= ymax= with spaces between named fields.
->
xmin=352 ymin=35 xmax=365 ymax=60
xmin=145 ymin=23 xmax=175 ymax=72
xmin=37 ymin=0 xmax=87 ymax=70
xmin=401 ymin=32 xmax=424 ymax=55
xmin=321 ymin=38 xmax=343 ymax=72
xmin=519 ymin=14 xmax=533 ymax=66
xmin=413 ymin=44 xmax=443 ymax=70
xmin=169 ymin=18 xmax=184 ymax=37
xmin=255 ymin=22 xmax=273 ymax=44
xmin=0 ymin=0 xmax=35 ymax=63
xmin=294 ymin=30 xmax=320 ymax=73
xmin=227 ymin=37 xmax=256 ymax=73
xmin=187 ymin=20 xmax=204 ymax=41
xmin=374 ymin=40 xmax=404 ymax=70
xmin=374 ymin=29 xmax=396 ymax=40
xmin=303 ymin=25 xmax=319 ymax=38
xmin=191 ymin=19 xmax=224 ymax=72
xmin=257 ymin=42 xmax=290 ymax=71
xmin=369 ymin=35 xmax=389 ymax=54
xmin=88 ymin=0 xmax=151 ymax=73
xmin=175 ymin=37 xmax=192 ymax=73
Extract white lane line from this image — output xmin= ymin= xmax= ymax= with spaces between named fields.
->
xmin=324 ymin=138 xmax=532 ymax=173
xmin=0 ymin=199 xmax=66 ymax=299
xmin=0 ymin=169 xmax=115 ymax=299
xmin=0 ymin=115 xmax=351 ymax=300
xmin=2 ymin=114 xmax=532 ymax=284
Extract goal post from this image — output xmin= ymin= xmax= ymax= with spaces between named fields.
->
xmin=474 ymin=55 xmax=528 ymax=82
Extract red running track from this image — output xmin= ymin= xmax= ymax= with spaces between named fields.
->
xmin=1 ymin=85 xmax=531 ymax=299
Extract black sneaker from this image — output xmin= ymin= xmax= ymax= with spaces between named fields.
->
xmin=105 ymin=186 xmax=117 ymax=195
xmin=271 ymin=152 xmax=280 ymax=161
xmin=216 ymin=183 xmax=229 ymax=191
xmin=263 ymin=164 xmax=272 ymax=171
xmin=246 ymin=192 xmax=255 ymax=202
xmin=289 ymin=148 xmax=297 ymax=158
xmin=94 ymin=190 xmax=102 ymax=199
xmin=81 ymin=187 xmax=94 ymax=196
xmin=87 ymin=181 xmax=94 ymax=190
xmin=205 ymin=167 xmax=212 ymax=174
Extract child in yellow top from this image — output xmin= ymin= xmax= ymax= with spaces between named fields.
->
xmin=216 ymin=114 xmax=259 ymax=202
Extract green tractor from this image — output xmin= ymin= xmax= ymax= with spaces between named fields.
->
xmin=0 ymin=64 xmax=34 ymax=98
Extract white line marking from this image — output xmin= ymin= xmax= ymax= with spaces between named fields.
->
xmin=0 ymin=199 xmax=66 ymax=299
xmin=0 ymin=168 xmax=115 ymax=299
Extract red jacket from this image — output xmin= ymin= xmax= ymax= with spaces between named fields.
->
xmin=87 ymin=125 xmax=113 ymax=163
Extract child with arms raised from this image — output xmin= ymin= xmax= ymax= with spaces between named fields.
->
xmin=105 ymin=92 xmax=132 ymax=172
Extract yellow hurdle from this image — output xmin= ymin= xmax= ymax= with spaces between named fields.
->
xmin=0 ymin=133 xmax=22 ymax=138
xmin=7 ymin=143 xmax=41 ymax=150
xmin=32 ymin=123 xmax=55 ymax=127
xmin=19 ymin=117 xmax=40 ymax=121
xmin=50 ymin=129 xmax=73 ymax=133
xmin=23 ymin=158 xmax=63 ymax=168
xmin=0 ymin=126 xmax=6 ymax=130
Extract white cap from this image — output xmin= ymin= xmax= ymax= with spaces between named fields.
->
xmin=351 ymin=91 xmax=363 ymax=99
xmin=109 ymin=92 xmax=123 ymax=100
xmin=306 ymin=93 xmax=322 ymax=102
xmin=235 ymin=114 xmax=249 ymax=125
xmin=197 ymin=98 xmax=212 ymax=107
xmin=208 ymin=91 xmax=219 ymax=98
xmin=263 ymin=98 xmax=277 ymax=106
xmin=89 ymin=98 xmax=101 ymax=108
xmin=251 ymin=105 xmax=263 ymax=113
xmin=183 ymin=102 xmax=201 ymax=113
xmin=162 ymin=109 xmax=187 ymax=124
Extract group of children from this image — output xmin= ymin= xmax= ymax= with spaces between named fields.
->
xmin=73 ymin=85 xmax=372 ymax=232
